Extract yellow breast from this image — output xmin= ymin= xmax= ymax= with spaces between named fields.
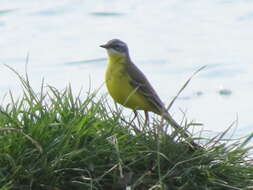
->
xmin=105 ymin=55 xmax=154 ymax=111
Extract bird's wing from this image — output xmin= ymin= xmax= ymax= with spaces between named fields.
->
xmin=126 ymin=62 xmax=165 ymax=113
xmin=126 ymin=62 xmax=200 ymax=148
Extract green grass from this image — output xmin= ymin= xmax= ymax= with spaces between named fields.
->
xmin=0 ymin=71 xmax=253 ymax=190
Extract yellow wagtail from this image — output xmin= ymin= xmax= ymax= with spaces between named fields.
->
xmin=100 ymin=39 xmax=197 ymax=147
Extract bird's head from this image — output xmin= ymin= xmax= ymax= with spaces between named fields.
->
xmin=100 ymin=39 xmax=129 ymax=58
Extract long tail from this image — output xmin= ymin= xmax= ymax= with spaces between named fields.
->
xmin=161 ymin=111 xmax=200 ymax=148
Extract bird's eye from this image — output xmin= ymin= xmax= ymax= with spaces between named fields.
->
xmin=113 ymin=45 xmax=121 ymax=51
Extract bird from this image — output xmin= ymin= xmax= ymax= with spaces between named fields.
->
xmin=100 ymin=39 xmax=197 ymax=147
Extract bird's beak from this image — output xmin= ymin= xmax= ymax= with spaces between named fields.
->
xmin=100 ymin=44 xmax=109 ymax=49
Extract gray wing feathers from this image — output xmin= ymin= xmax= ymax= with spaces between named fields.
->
xmin=126 ymin=62 xmax=197 ymax=146
xmin=126 ymin=62 xmax=165 ymax=113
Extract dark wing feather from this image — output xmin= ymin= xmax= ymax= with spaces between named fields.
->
xmin=126 ymin=62 xmax=200 ymax=148
xmin=126 ymin=62 xmax=165 ymax=113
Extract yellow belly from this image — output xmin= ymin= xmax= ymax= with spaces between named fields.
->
xmin=105 ymin=59 xmax=154 ymax=111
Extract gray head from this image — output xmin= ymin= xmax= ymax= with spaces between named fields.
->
xmin=100 ymin=39 xmax=129 ymax=57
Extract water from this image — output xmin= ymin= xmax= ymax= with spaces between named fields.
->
xmin=1 ymin=0 xmax=253 ymax=137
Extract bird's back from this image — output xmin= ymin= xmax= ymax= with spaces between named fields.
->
xmin=125 ymin=61 xmax=166 ymax=114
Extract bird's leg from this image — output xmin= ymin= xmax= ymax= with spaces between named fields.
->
xmin=134 ymin=110 xmax=143 ymax=128
xmin=130 ymin=110 xmax=138 ymax=124
xmin=129 ymin=110 xmax=141 ymax=133
xmin=144 ymin=111 xmax=149 ymax=127
xmin=131 ymin=110 xmax=141 ymax=126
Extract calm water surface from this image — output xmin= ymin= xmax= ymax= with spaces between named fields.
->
xmin=1 ymin=0 xmax=253 ymax=137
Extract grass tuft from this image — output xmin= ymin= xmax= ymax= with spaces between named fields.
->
xmin=0 ymin=70 xmax=252 ymax=190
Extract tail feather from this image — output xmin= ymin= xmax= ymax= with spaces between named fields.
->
xmin=161 ymin=111 xmax=200 ymax=148
xmin=162 ymin=112 xmax=189 ymax=137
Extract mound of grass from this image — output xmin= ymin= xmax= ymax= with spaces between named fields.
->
xmin=0 ymin=71 xmax=252 ymax=190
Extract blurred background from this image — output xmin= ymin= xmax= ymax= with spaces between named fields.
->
xmin=0 ymin=0 xmax=253 ymax=136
